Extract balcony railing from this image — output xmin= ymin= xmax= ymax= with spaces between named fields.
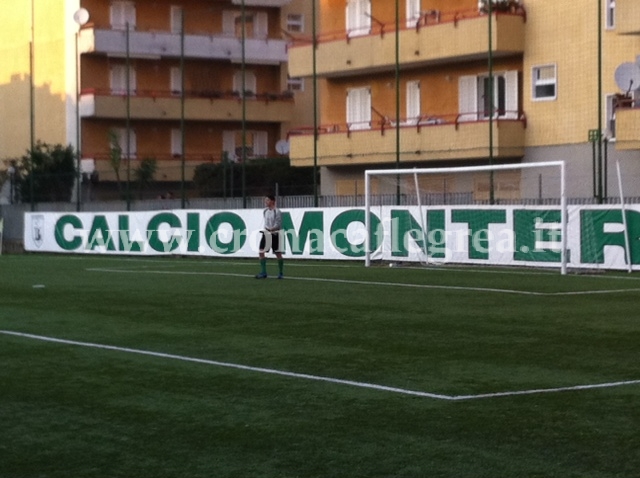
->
xmin=288 ymin=112 xmax=527 ymax=167
xmin=289 ymin=7 xmax=526 ymax=46
xmin=288 ymin=110 xmax=526 ymax=137
xmin=79 ymin=88 xmax=294 ymax=122
xmin=79 ymin=25 xmax=288 ymax=64
xmin=287 ymin=8 xmax=526 ymax=78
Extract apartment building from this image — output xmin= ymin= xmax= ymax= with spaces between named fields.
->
xmin=287 ymin=0 xmax=640 ymax=199
xmin=0 ymin=0 xmax=312 ymax=190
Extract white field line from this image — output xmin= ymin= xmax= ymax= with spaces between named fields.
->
xmin=2 ymin=330 xmax=639 ymax=402
xmin=86 ymin=267 xmax=640 ymax=296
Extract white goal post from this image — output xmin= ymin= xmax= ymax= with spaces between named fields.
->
xmin=364 ymin=161 xmax=568 ymax=274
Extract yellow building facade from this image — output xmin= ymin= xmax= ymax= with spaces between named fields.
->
xmin=0 ymin=0 xmax=313 ymax=187
xmin=288 ymin=0 xmax=640 ymax=199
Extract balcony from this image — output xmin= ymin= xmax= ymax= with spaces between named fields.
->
xmin=78 ymin=27 xmax=288 ymax=65
xmin=288 ymin=9 xmax=525 ymax=78
xmin=614 ymin=106 xmax=640 ymax=150
xmin=288 ymin=115 xmax=526 ymax=167
xmin=616 ymin=0 xmax=640 ymax=35
xmin=80 ymin=89 xmax=294 ymax=123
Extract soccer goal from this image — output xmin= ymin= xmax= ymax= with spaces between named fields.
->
xmin=364 ymin=161 xmax=568 ymax=274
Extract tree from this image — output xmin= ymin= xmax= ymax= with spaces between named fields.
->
xmin=107 ymin=129 xmax=124 ymax=197
xmin=134 ymin=157 xmax=158 ymax=199
xmin=193 ymin=156 xmax=314 ymax=198
xmin=16 ymin=141 xmax=76 ymax=203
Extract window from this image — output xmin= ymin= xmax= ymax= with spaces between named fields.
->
xmin=110 ymin=1 xmax=136 ymax=30
xmin=406 ymin=0 xmax=421 ymax=28
xmin=606 ymin=0 xmax=615 ymax=29
xmin=171 ymin=129 xmax=182 ymax=156
xmin=170 ymin=6 xmax=183 ymax=34
xmin=532 ymin=64 xmax=557 ymax=101
xmin=406 ymin=80 xmax=421 ymax=124
xmin=480 ymin=75 xmax=506 ymax=118
xmin=233 ymin=70 xmax=257 ymax=96
xmin=223 ymin=10 xmax=268 ymax=39
xmin=170 ymin=67 xmax=182 ymax=96
xmin=347 ymin=87 xmax=372 ymax=130
xmin=346 ymin=0 xmax=371 ymax=37
xmin=223 ymin=130 xmax=268 ymax=161
xmin=286 ymin=14 xmax=304 ymax=33
xmin=458 ymin=71 xmax=518 ymax=121
xmin=606 ymin=94 xmax=617 ymax=140
xmin=287 ymin=76 xmax=304 ymax=92
xmin=113 ymin=127 xmax=137 ymax=159
xmin=110 ymin=64 xmax=136 ymax=95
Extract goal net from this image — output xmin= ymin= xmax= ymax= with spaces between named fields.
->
xmin=364 ymin=161 xmax=568 ymax=274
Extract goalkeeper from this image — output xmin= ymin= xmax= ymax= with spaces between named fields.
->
xmin=255 ymin=194 xmax=284 ymax=279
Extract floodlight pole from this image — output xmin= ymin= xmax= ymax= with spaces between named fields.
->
xmin=75 ymin=30 xmax=82 ymax=210
xmin=180 ymin=8 xmax=186 ymax=209
xmin=29 ymin=0 xmax=35 ymax=211
xmin=488 ymin=0 xmax=495 ymax=205
xmin=312 ymin=0 xmax=319 ymax=207
xmin=597 ymin=0 xmax=604 ymax=204
xmin=394 ymin=0 xmax=401 ymax=205
xmin=241 ymin=0 xmax=247 ymax=208
xmin=125 ymin=21 xmax=131 ymax=211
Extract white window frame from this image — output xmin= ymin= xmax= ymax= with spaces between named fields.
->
xmin=286 ymin=13 xmax=304 ymax=33
xmin=346 ymin=0 xmax=371 ymax=37
xmin=532 ymin=64 xmax=557 ymax=102
xmin=347 ymin=87 xmax=372 ymax=130
xmin=287 ymin=76 xmax=304 ymax=92
xmin=110 ymin=1 xmax=136 ymax=30
xmin=406 ymin=0 xmax=421 ymax=28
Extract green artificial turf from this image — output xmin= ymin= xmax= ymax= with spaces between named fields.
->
xmin=1 ymin=254 xmax=639 ymax=477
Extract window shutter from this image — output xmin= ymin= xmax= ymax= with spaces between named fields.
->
xmin=347 ymin=0 xmax=371 ymax=37
xmin=406 ymin=80 xmax=421 ymax=124
xmin=504 ymin=70 xmax=519 ymax=119
xmin=347 ymin=87 xmax=371 ymax=130
xmin=223 ymin=131 xmax=236 ymax=161
xmin=110 ymin=65 xmax=126 ymax=95
xmin=406 ymin=0 xmax=421 ymax=28
xmin=170 ymin=6 xmax=183 ymax=34
xmin=255 ymin=12 xmax=268 ymax=39
xmin=170 ymin=67 xmax=182 ymax=95
xmin=254 ymin=131 xmax=268 ymax=156
xmin=458 ymin=75 xmax=477 ymax=122
xmin=171 ymin=129 xmax=182 ymax=156
xmin=222 ymin=11 xmax=235 ymax=36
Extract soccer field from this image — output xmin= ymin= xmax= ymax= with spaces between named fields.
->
xmin=1 ymin=254 xmax=639 ymax=477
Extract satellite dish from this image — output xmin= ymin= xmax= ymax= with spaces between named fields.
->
xmin=73 ymin=8 xmax=90 ymax=26
xmin=275 ymin=139 xmax=290 ymax=155
xmin=614 ymin=62 xmax=640 ymax=93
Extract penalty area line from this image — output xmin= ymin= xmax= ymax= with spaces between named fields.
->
xmin=85 ymin=267 xmax=640 ymax=296
xmin=2 ymin=330 xmax=639 ymax=402
xmin=0 ymin=330 xmax=450 ymax=401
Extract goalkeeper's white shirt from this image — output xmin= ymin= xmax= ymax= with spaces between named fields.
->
xmin=263 ymin=207 xmax=282 ymax=232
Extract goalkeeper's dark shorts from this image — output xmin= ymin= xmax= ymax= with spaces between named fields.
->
xmin=259 ymin=231 xmax=283 ymax=253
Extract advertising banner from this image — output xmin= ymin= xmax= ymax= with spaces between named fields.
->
xmin=24 ymin=205 xmax=640 ymax=270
